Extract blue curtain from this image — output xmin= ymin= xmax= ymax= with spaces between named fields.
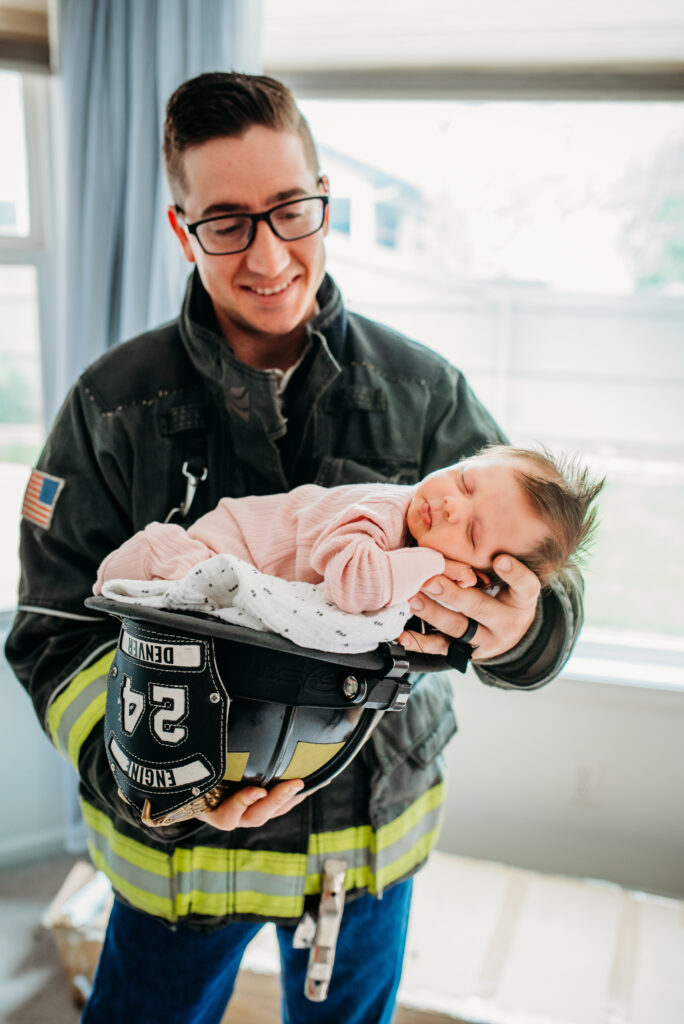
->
xmin=45 ymin=0 xmax=262 ymax=423
xmin=46 ymin=0 xmax=261 ymax=853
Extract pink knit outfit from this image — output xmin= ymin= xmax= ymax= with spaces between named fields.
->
xmin=94 ymin=482 xmax=446 ymax=614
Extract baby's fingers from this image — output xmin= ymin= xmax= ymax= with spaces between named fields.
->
xmin=442 ymin=559 xmax=477 ymax=588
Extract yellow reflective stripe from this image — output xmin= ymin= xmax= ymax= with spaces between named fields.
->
xmin=79 ymin=782 xmax=444 ymax=922
xmin=81 ymin=800 xmax=171 ymax=876
xmin=47 ymin=649 xmax=115 ymax=761
xmin=376 ymin=826 xmax=441 ymax=892
xmin=175 ymin=888 xmax=304 ymax=919
xmin=304 ymin=864 xmax=373 ymax=896
xmin=66 ymin=690 xmax=107 ymax=768
xmin=304 ymin=783 xmax=445 ymax=897
xmin=376 ymin=782 xmax=445 ymax=851
xmin=175 ymin=845 xmax=306 ymax=878
xmin=89 ymin=842 xmax=175 ymax=920
xmin=307 ymin=825 xmax=373 ymax=857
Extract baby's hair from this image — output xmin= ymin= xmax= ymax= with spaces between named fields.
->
xmin=477 ymin=444 xmax=605 ymax=587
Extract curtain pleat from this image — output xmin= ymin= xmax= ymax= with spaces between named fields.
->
xmin=47 ymin=0 xmax=262 ymax=422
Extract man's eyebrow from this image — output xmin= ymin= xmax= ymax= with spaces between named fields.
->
xmin=200 ymin=188 xmax=311 ymax=219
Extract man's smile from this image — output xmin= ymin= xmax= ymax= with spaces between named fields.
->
xmin=243 ymin=276 xmax=297 ymax=297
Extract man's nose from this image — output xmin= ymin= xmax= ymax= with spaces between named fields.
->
xmin=244 ymin=220 xmax=290 ymax=277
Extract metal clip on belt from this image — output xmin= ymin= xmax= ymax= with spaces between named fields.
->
xmin=293 ymin=858 xmax=348 ymax=1002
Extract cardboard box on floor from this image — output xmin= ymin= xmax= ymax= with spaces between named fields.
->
xmin=42 ymin=860 xmax=113 ymax=1007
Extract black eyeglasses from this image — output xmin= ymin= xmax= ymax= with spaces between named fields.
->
xmin=180 ymin=195 xmax=329 ymax=255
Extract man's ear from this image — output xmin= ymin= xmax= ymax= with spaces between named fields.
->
xmin=167 ymin=206 xmax=196 ymax=264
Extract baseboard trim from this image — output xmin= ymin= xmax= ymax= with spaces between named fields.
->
xmin=0 ymin=826 xmax=72 ymax=869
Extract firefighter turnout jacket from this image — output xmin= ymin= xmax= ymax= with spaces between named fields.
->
xmin=5 ymin=271 xmax=582 ymax=928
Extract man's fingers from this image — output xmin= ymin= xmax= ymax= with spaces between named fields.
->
xmin=400 ymin=555 xmax=541 ymax=662
xmin=196 ymin=780 xmax=305 ymax=831
xmin=493 ymin=556 xmax=540 ymax=606
xmin=196 ymin=786 xmax=268 ymax=831
xmin=408 ymin=593 xmax=474 ymax=638
xmin=398 ymin=628 xmax=451 ymax=657
xmin=240 ymin=780 xmax=305 ymax=827
xmin=269 ymin=787 xmax=309 ymax=820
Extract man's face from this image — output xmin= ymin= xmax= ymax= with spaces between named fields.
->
xmin=406 ymin=455 xmax=549 ymax=570
xmin=168 ymin=126 xmax=328 ymax=361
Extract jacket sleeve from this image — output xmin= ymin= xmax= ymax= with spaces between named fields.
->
xmin=420 ymin=364 xmax=584 ymax=689
xmin=309 ymin=508 xmax=445 ymax=612
xmin=4 ymin=382 xmax=190 ymax=839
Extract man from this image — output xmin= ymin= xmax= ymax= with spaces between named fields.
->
xmin=6 ymin=73 xmax=581 ymax=1023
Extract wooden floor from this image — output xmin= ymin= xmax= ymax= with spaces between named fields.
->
xmin=224 ymin=851 xmax=684 ymax=1024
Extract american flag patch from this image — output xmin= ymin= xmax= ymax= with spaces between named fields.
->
xmin=21 ymin=470 xmax=65 ymax=529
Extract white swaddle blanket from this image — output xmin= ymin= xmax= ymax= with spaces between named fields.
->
xmin=100 ymin=553 xmax=411 ymax=654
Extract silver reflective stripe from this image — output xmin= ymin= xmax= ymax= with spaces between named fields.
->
xmin=306 ymin=842 xmax=370 ymax=881
xmin=84 ymin=824 xmax=173 ymax=902
xmin=45 ymin=640 xmax=117 ymax=730
xmin=81 ymin=783 xmax=445 ymax=923
xmin=173 ymin=864 xmax=304 ymax=901
xmin=377 ymin=799 xmax=443 ymax=871
xmin=83 ymin=801 xmax=307 ymax=915
xmin=53 ymin=669 xmax=109 ymax=758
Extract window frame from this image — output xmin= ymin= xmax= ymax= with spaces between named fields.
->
xmin=0 ymin=72 xmax=55 ymax=430
xmin=0 ymin=72 xmax=55 ymax=613
xmin=280 ymin=72 xmax=684 ymax=687
xmin=2 ymin=70 xmax=683 ymax=686
xmin=0 ymin=73 xmax=48 ymax=253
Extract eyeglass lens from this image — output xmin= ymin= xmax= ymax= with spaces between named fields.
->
xmin=196 ymin=197 xmax=326 ymax=254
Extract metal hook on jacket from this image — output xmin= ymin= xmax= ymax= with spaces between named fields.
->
xmin=164 ymin=460 xmax=208 ymax=524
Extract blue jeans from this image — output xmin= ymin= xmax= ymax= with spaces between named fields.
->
xmin=81 ymin=880 xmax=413 ymax=1024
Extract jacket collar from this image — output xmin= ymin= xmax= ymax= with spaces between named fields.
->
xmin=178 ymin=270 xmax=344 ymax=412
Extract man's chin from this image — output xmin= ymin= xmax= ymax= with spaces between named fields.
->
xmin=239 ymin=300 xmax=315 ymax=341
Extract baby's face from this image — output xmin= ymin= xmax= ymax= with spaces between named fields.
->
xmin=406 ymin=454 xmax=549 ymax=569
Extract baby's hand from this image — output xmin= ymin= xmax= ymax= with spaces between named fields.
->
xmin=442 ymin=559 xmax=478 ymax=588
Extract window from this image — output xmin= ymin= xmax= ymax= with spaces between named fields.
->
xmin=0 ymin=72 xmax=31 ymax=238
xmin=0 ymin=71 xmax=47 ymax=609
xmin=375 ymin=203 xmax=399 ymax=249
xmin=330 ymin=196 xmax=351 ymax=235
xmin=300 ymin=98 xmax=684 ymax=643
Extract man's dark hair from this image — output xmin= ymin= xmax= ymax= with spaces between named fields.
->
xmin=163 ymin=71 xmax=321 ymax=204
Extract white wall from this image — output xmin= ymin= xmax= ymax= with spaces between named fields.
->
xmin=438 ymin=667 xmax=684 ymax=898
xmin=0 ymin=615 xmax=72 ymax=866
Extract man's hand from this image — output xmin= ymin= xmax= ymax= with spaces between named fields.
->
xmin=398 ymin=555 xmax=540 ymax=661
xmin=195 ymin=779 xmax=306 ymax=831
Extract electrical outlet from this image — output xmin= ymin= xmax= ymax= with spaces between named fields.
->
xmin=569 ymin=763 xmax=604 ymax=807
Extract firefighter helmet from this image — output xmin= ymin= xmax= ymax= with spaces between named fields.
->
xmin=86 ymin=596 xmax=467 ymax=827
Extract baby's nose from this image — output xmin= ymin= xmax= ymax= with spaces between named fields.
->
xmin=443 ymin=495 xmax=460 ymax=522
